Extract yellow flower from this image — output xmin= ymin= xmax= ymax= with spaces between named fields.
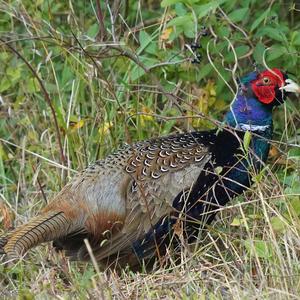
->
xmin=139 ymin=106 xmax=154 ymax=126
xmin=69 ymin=119 xmax=85 ymax=130
xmin=160 ymin=28 xmax=173 ymax=41
xmin=98 ymin=121 xmax=113 ymax=136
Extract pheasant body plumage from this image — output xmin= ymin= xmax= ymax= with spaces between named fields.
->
xmin=0 ymin=68 xmax=298 ymax=268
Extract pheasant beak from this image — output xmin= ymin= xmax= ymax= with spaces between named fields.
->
xmin=279 ymin=79 xmax=300 ymax=94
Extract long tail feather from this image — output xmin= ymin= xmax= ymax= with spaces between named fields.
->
xmin=3 ymin=211 xmax=73 ymax=258
xmin=0 ymin=236 xmax=8 ymax=248
xmin=0 ymin=235 xmax=9 ymax=254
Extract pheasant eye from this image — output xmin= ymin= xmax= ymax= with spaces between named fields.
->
xmin=262 ymin=77 xmax=271 ymax=85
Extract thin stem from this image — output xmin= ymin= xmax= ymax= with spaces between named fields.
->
xmin=0 ymin=38 xmax=66 ymax=167
xmin=95 ymin=0 xmax=106 ymax=41
xmin=31 ymin=164 xmax=48 ymax=204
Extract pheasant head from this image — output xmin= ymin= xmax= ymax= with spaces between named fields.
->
xmin=225 ymin=68 xmax=299 ymax=130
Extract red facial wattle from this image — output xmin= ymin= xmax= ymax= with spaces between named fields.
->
xmin=251 ymin=68 xmax=285 ymax=104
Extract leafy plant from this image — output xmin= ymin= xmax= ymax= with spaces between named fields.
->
xmin=0 ymin=0 xmax=299 ymax=298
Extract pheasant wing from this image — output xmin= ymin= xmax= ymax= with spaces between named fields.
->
xmin=91 ymin=133 xmax=211 ymax=263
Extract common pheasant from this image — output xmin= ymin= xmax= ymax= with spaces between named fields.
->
xmin=0 ymin=68 xmax=299 ymax=269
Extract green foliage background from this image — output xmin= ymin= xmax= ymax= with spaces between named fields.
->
xmin=0 ymin=0 xmax=300 ymax=298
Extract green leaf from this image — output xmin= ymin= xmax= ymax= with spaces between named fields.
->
xmin=129 ymin=57 xmax=158 ymax=81
xmin=0 ymin=143 xmax=8 ymax=161
xmin=253 ymin=42 xmax=266 ymax=64
xmin=267 ymin=45 xmax=286 ymax=61
xmin=139 ymin=31 xmax=153 ymax=52
xmin=291 ymin=31 xmax=300 ymax=46
xmin=161 ymin=0 xmax=200 ymax=7
xmin=236 ymin=45 xmax=250 ymax=57
xmin=290 ymin=198 xmax=300 ymax=216
xmin=285 ymin=182 xmax=300 ymax=195
xmin=175 ymin=3 xmax=187 ymax=16
xmin=0 ymin=52 xmax=9 ymax=61
xmin=243 ymin=130 xmax=251 ymax=152
xmin=168 ymin=15 xmax=193 ymax=27
xmin=227 ymin=8 xmax=248 ymax=23
xmin=7 ymin=66 xmax=21 ymax=82
xmin=225 ymin=45 xmax=250 ymax=61
xmin=253 ymin=170 xmax=264 ymax=183
xmin=145 ymin=41 xmax=158 ymax=55
xmin=230 ymin=217 xmax=248 ymax=227
xmin=194 ymin=0 xmax=227 ymax=19
xmin=197 ymin=63 xmax=213 ymax=80
xmin=0 ymin=77 xmax=11 ymax=93
xmin=184 ymin=27 xmax=195 ymax=38
xmin=61 ymin=63 xmax=73 ymax=86
xmin=216 ymin=25 xmax=230 ymax=38
xmin=130 ymin=66 xmax=146 ymax=81
xmin=161 ymin=0 xmax=183 ymax=7
xmin=214 ymin=166 xmax=223 ymax=175
xmin=167 ymin=15 xmax=195 ymax=38
xmin=288 ymin=148 xmax=300 ymax=158
xmin=244 ymin=240 xmax=273 ymax=259
xmin=259 ymin=27 xmax=286 ymax=42
xmin=270 ymin=216 xmax=287 ymax=233
xmin=27 ymin=78 xmax=41 ymax=93
xmin=87 ymin=23 xmax=99 ymax=39
xmin=250 ymin=9 xmax=269 ymax=32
